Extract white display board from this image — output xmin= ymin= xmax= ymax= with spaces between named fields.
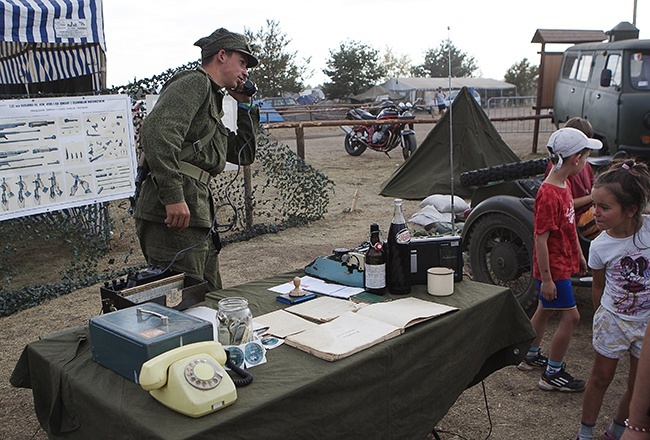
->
xmin=0 ymin=94 xmax=136 ymax=221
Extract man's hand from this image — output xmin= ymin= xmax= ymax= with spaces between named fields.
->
xmin=229 ymin=89 xmax=252 ymax=103
xmin=165 ymin=202 xmax=190 ymax=231
xmin=229 ymin=80 xmax=254 ymax=103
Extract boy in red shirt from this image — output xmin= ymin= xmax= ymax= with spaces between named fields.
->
xmin=518 ymin=127 xmax=602 ymax=391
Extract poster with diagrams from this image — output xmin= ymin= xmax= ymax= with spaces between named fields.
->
xmin=0 ymin=95 xmax=136 ymax=221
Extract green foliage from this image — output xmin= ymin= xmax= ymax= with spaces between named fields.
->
xmin=413 ymin=41 xmax=478 ymax=78
xmin=321 ymin=40 xmax=387 ymax=100
xmin=504 ymin=58 xmax=539 ymax=96
xmin=244 ymin=20 xmax=310 ymax=98
xmin=380 ymin=47 xmax=413 ymax=81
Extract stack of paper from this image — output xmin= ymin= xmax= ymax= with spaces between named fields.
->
xmin=268 ymin=276 xmax=364 ymax=299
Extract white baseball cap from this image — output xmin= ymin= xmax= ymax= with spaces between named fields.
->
xmin=547 ymin=127 xmax=602 ymax=171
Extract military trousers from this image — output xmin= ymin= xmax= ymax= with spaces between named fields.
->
xmin=135 ymin=219 xmax=222 ymax=291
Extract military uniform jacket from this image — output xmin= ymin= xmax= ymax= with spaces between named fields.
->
xmin=134 ymin=68 xmax=259 ymax=228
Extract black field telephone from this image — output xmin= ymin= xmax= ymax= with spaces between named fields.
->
xmin=242 ymin=79 xmax=257 ymax=97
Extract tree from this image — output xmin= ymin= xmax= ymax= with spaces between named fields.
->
xmin=321 ymin=40 xmax=387 ymax=100
xmin=244 ymin=20 xmax=310 ymax=98
xmin=413 ymin=41 xmax=478 ymax=78
xmin=504 ymin=58 xmax=539 ymax=96
xmin=380 ymin=46 xmax=413 ymax=81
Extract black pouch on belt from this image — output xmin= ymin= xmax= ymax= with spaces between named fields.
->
xmin=211 ymin=228 xmax=222 ymax=254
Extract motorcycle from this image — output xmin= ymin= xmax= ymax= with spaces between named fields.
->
xmin=342 ymin=101 xmax=417 ymax=160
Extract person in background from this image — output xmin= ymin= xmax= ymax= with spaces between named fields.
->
xmin=576 ymin=159 xmax=650 ymax=440
xmin=518 ymin=127 xmax=602 ymax=392
xmin=134 ymin=28 xmax=260 ymax=291
xmin=435 ymin=87 xmax=446 ymax=115
xmin=544 ymin=117 xmax=600 ymax=241
xmin=621 ymin=323 xmax=650 ymax=440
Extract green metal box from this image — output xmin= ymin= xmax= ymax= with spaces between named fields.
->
xmin=89 ymin=303 xmax=213 ymax=382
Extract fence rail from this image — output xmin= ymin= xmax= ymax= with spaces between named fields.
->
xmin=486 ymin=96 xmax=554 ymax=134
xmin=263 ymin=112 xmax=553 ymax=159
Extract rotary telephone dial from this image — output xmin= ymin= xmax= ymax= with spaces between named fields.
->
xmin=139 ymin=341 xmax=244 ymax=417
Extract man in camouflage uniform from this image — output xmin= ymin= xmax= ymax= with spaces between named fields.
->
xmin=134 ymin=28 xmax=260 ymax=291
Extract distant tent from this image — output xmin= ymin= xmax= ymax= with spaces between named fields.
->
xmin=350 ymin=85 xmax=404 ymax=103
xmin=258 ymin=101 xmax=284 ymax=123
xmin=379 ymin=87 xmax=520 ymax=199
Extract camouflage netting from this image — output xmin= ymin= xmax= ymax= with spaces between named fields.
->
xmin=0 ymin=85 xmax=335 ymax=316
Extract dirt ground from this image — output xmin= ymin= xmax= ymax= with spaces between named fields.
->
xmin=0 ymin=119 xmax=632 ymax=439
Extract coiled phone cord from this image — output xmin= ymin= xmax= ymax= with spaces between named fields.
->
xmin=226 ymin=351 xmax=254 ymax=387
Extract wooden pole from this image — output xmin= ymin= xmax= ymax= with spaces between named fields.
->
xmin=295 ymin=125 xmax=305 ymax=159
xmin=350 ymin=188 xmax=359 ymax=212
xmin=244 ymin=165 xmax=253 ymax=228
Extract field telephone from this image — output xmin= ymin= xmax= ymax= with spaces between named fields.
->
xmin=139 ymin=341 xmax=238 ymax=417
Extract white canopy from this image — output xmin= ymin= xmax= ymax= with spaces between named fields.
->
xmin=0 ymin=0 xmax=106 ymax=91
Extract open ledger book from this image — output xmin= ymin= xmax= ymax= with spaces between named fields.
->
xmin=283 ymin=297 xmax=458 ymax=361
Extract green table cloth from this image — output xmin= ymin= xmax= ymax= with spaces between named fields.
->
xmin=11 ymin=272 xmax=535 ymax=440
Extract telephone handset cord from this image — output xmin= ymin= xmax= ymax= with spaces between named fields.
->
xmin=225 ymin=352 xmax=253 ymax=387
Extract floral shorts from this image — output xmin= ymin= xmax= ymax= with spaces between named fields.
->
xmin=592 ymin=306 xmax=646 ymax=359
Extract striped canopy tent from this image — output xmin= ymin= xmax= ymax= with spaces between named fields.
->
xmin=0 ymin=0 xmax=106 ymax=96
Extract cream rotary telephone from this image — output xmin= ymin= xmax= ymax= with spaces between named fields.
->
xmin=139 ymin=341 xmax=237 ymax=417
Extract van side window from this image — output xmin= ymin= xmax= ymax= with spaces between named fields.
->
xmin=576 ymin=55 xmax=593 ymax=82
xmin=629 ymin=51 xmax=650 ymax=90
xmin=605 ymin=54 xmax=622 ymax=87
xmin=562 ymin=54 xmax=579 ymax=79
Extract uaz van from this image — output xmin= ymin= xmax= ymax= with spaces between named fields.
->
xmin=553 ymin=39 xmax=650 ymax=157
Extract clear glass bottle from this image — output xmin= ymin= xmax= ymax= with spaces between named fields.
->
xmin=387 ymin=199 xmax=411 ymax=295
xmin=217 ymin=297 xmax=253 ymax=346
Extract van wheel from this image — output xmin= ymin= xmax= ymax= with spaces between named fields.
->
xmin=460 ymin=158 xmax=549 ymax=188
xmin=468 ymin=213 xmax=537 ymax=312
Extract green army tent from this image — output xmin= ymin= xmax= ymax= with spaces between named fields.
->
xmin=379 ymin=87 xmax=520 ymax=199
xmin=350 ymin=84 xmax=405 ymax=103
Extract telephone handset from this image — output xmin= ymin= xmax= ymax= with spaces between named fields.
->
xmin=139 ymin=341 xmax=238 ymax=417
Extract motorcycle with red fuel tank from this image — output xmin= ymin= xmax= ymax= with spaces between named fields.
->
xmin=342 ymin=102 xmax=417 ymax=160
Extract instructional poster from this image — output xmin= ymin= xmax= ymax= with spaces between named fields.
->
xmin=0 ymin=95 xmax=136 ymax=221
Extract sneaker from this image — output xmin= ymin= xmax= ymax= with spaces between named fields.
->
xmin=517 ymin=352 xmax=548 ymax=371
xmin=538 ymin=367 xmax=586 ymax=392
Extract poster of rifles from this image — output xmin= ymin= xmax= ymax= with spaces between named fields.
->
xmin=0 ymin=95 xmax=137 ymax=221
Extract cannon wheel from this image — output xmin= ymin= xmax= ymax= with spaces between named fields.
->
xmin=468 ymin=212 xmax=537 ymax=312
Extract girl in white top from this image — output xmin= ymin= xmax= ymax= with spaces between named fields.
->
xmin=577 ymin=158 xmax=650 ymax=440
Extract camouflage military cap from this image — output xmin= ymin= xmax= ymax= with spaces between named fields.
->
xmin=194 ymin=28 xmax=258 ymax=68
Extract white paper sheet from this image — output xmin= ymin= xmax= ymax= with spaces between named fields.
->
xmin=268 ymin=276 xmax=364 ymax=299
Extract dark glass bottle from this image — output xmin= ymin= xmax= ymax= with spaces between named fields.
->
xmin=387 ymin=199 xmax=411 ymax=295
xmin=364 ymin=223 xmax=386 ymax=295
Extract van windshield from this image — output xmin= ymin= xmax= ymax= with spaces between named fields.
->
xmin=629 ymin=50 xmax=650 ymax=90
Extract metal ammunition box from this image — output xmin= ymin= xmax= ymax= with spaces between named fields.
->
xmin=100 ymin=271 xmax=207 ymax=313
xmin=89 ymin=303 xmax=213 ymax=382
